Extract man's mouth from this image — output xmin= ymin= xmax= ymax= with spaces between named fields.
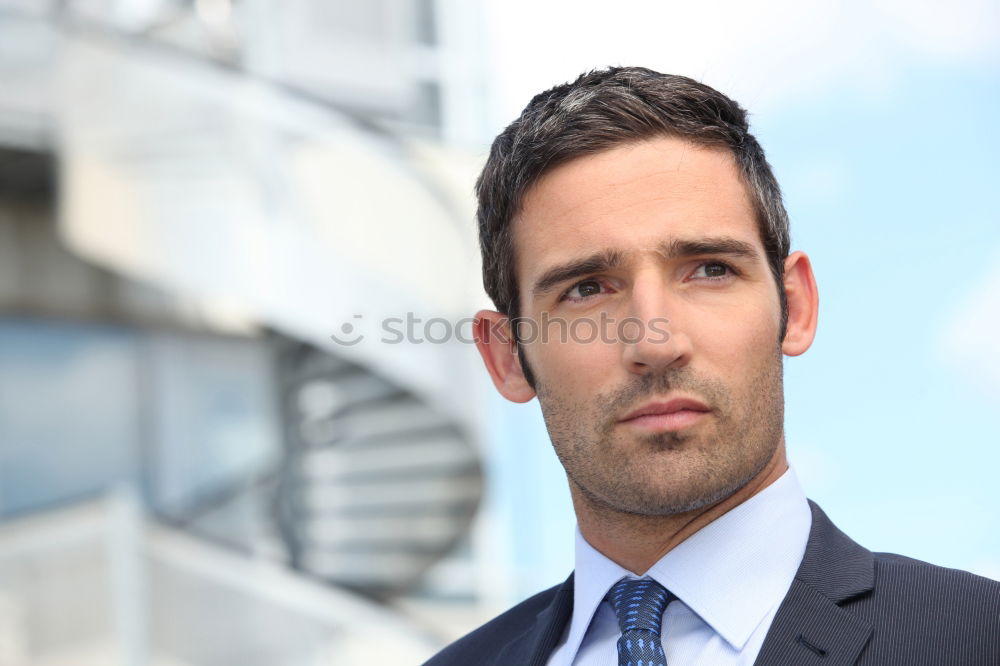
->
xmin=619 ymin=397 xmax=711 ymax=432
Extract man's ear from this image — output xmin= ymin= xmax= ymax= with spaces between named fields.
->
xmin=473 ymin=309 xmax=537 ymax=403
xmin=781 ymin=251 xmax=819 ymax=356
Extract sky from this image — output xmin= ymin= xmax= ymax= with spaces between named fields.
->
xmin=474 ymin=0 xmax=1000 ymax=601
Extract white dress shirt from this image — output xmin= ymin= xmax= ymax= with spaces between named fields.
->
xmin=546 ymin=467 xmax=812 ymax=666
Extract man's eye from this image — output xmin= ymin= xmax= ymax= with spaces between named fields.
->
xmin=691 ymin=261 xmax=736 ymax=280
xmin=560 ymin=279 xmax=605 ymax=302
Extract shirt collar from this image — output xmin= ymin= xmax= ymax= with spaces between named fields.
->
xmin=564 ymin=466 xmax=812 ymax=660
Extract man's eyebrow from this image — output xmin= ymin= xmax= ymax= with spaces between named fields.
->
xmin=658 ymin=236 xmax=761 ymax=262
xmin=529 ymin=237 xmax=762 ymax=300
xmin=530 ymin=249 xmax=627 ymax=298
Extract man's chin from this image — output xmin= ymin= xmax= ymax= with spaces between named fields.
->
xmin=579 ymin=481 xmax=737 ymax=518
xmin=618 ymin=491 xmax=732 ymax=517
xmin=585 ymin=462 xmax=769 ymax=517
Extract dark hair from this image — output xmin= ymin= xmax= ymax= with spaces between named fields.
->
xmin=476 ymin=66 xmax=791 ymax=387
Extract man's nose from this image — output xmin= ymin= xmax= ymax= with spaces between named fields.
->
xmin=620 ymin=276 xmax=693 ymax=375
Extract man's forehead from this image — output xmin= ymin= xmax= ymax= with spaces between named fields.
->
xmin=517 ymin=138 xmax=740 ymax=218
xmin=510 ymin=138 xmax=761 ymax=292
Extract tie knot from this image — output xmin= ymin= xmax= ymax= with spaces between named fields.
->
xmin=606 ymin=577 xmax=673 ymax=636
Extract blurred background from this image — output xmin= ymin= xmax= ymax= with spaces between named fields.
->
xmin=0 ymin=0 xmax=997 ymax=664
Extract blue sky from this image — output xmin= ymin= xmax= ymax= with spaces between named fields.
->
xmin=765 ymin=63 xmax=1000 ymax=575
xmin=477 ymin=1 xmax=1000 ymax=600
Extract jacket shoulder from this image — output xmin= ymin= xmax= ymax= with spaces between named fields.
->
xmin=871 ymin=550 xmax=1000 ymax=602
xmin=852 ymin=552 xmax=1000 ymax=663
xmin=423 ymin=582 xmax=564 ymax=666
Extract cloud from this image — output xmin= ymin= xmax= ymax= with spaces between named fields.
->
xmin=936 ymin=247 xmax=1000 ymax=400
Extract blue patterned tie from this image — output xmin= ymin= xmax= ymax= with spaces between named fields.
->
xmin=606 ymin=577 xmax=675 ymax=666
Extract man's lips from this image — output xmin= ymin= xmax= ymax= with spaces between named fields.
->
xmin=619 ymin=397 xmax=711 ymax=431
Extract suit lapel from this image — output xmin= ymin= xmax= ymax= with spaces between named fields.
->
xmin=495 ymin=573 xmax=575 ymax=666
xmin=754 ymin=501 xmax=874 ymax=666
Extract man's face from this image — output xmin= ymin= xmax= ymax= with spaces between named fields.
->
xmin=513 ymin=136 xmax=786 ymax=516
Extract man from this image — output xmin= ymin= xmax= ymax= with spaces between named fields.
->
xmin=426 ymin=67 xmax=1000 ymax=665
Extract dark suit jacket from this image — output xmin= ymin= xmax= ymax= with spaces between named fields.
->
xmin=425 ymin=501 xmax=1000 ymax=665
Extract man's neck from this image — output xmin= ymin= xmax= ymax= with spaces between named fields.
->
xmin=573 ymin=447 xmax=789 ymax=574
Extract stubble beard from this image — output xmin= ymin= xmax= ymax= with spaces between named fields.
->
xmin=536 ymin=344 xmax=786 ymax=518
